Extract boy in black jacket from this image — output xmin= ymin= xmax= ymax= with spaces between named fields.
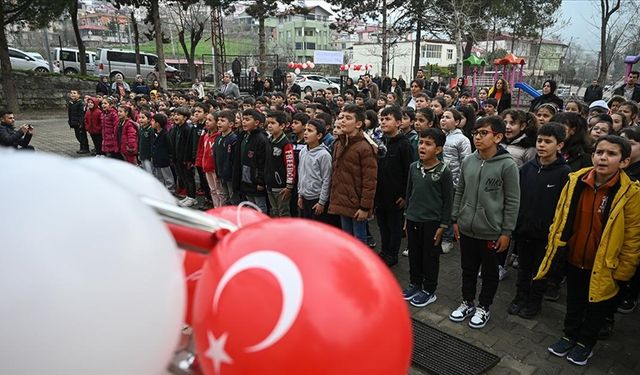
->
xmin=376 ymin=106 xmax=414 ymax=267
xmin=509 ymin=123 xmax=571 ymax=319
xmin=171 ymin=106 xmax=198 ymax=208
xmin=215 ymin=110 xmax=238 ymax=205
xmin=68 ymin=90 xmax=89 ymax=154
xmin=233 ymin=108 xmax=269 ymax=213
xmin=265 ymin=111 xmax=296 ymax=217
xmin=151 ymin=113 xmax=175 ymax=191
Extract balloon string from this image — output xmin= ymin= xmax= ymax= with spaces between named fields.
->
xmin=237 ymin=201 xmax=262 ymax=228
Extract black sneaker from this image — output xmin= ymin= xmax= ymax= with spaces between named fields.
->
xmin=617 ymin=299 xmax=637 ymax=314
xmin=367 ymin=236 xmax=376 ymax=248
xmin=544 ymin=285 xmax=560 ymax=302
xmin=598 ymin=318 xmax=614 ymax=339
xmin=548 ymin=337 xmax=576 ymax=357
xmin=507 ymin=296 xmax=527 ymax=315
xmin=410 ymin=290 xmax=437 ymax=307
xmin=566 ymin=343 xmax=593 ymax=366
xmin=518 ymin=301 xmax=541 ymax=319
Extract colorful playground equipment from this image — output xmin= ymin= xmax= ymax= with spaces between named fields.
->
xmin=493 ymin=53 xmax=541 ymax=107
xmin=463 ymin=55 xmax=486 ymax=96
xmin=624 ymin=55 xmax=640 ymax=81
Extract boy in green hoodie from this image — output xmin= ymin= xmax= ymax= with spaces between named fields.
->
xmin=449 ymin=116 xmax=520 ymax=329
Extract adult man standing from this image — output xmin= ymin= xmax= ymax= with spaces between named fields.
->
xmin=220 ymin=73 xmax=241 ymax=99
xmin=0 ymin=110 xmax=34 ymax=150
xmin=613 ymin=71 xmax=640 ymax=102
xmin=363 ymin=73 xmax=379 ymax=99
xmin=583 ymin=79 xmax=603 ymax=104
xmin=285 ymin=72 xmax=301 ymax=97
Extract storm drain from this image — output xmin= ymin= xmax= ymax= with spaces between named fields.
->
xmin=412 ymin=319 xmax=500 ymax=375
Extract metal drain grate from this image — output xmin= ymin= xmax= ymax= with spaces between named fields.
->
xmin=412 ymin=319 xmax=500 ymax=375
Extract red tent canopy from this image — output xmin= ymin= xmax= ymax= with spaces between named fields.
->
xmin=493 ymin=53 xmax=526 ymax=65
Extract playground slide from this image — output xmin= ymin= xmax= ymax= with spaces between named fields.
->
xmin=515 ymin=82 xmax=541 ymax=98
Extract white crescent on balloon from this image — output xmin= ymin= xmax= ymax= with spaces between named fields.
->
xmin=212 ymin=250 xmax=304 ymax=353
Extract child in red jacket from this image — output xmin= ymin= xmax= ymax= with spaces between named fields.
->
xmin=202 ymin=112 xmax=223 ymax=207
xmin=84 ymin=97 xmax=102 ymax=155
xmin=116 ymin=105 xmax=139 ymax=164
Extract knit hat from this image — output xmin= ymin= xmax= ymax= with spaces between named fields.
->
xmin=589 ymin=100 xmax=609 ymax=111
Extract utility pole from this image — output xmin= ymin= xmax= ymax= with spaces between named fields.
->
xmin=210 ymin=5 xmax=226 ymax=85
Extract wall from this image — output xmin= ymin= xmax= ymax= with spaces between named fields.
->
xmin=0 ymin=73 xmax=97 ymax=110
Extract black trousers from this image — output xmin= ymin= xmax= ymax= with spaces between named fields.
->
xmin=407 ymin=220 xmax=441 ymax=293
xmin=619 ymin=267 xmax=640 ymax=302
xmin=515 ymin=237 xmax=548 ymax=304
xmin=564 ymin=263 xmax=616 ymax=347
xmin=460 ymin=234 xmax=500 ymax=308
xmin=73 ymin=126 xmax=89 ymax=151
xmin=89 ymin=133 xmax=102 ymax=154
xmin=175 ymin=162 xmax=196 ymax=198
xmin=196 ymin=166 xmax=210 ymax=197
xmin=300 ymin=197 xmax=329 ymax=223
xmin=376 ymin=203 xmax=404 ymax=261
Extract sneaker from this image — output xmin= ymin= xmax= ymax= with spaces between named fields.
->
xmin=548 ymin=337 xmax=576 ymax=357
xmin=518 ymin=301 xmax=541 ymax=319
xmin=469 ymin=305 xmax=490 ymax=328
xmin=441 ymin=240 xmax=453 ymax=254
xmin=410 ymin=290 xmax=437 ymax=307
xmin=179 ymin=197 xmax=198 ymax=208
xmin=402 ymin=284 xmax=421 ymax=300
xmin=367 ymin=236 xmax=377 ymax=248
xmin=177 ymin=196 xmax=189 ymax=205
xmin=498 ymin=265 xmax=508 ymax=281
xmin=566 ymin=343 xmax=593 ymax=366
xmin=617 ymin=299 xmax=637 ymax=314
xmin=507 ymin=296 xmax=527 ymax=315
xmin=544 ymin=285 xmax=560 ymax=302
xmin=449 ymin=301 xmax=476 ymax=322
xmin=402 ymin=248 xmax=409 ymax=257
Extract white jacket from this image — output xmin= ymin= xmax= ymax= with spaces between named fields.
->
xmin=443 ymin=128 xmax=472 ymax=186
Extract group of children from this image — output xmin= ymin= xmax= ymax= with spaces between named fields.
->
xmin=65 ymin=73 xmax=640 ymax=367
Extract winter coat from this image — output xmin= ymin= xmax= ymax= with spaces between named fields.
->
xmin=583 ymin=84 xmax=603 ymax=104
xmin=138 ymin=125 xmax=155 ymax=161
xmin=68 ymin=99 xmax=85 ymax=129
xmin=101 ymin=107 xmax=119 ymax=153
xmin=328 ymin=131 xmax=378 ymax=217
xmin=452 ymin=147 xmax=520 ymax=240
xmin=375 ymin=133 xmax=413 ymax=207
xmin=215 ymin=131 xmax=238 ymax=181
xmin=514 ymin=155 xmax=571 ymax=240
xmin=201 ymin=132 xmax=219 ymax=173
xmin=194 ymin=122 xmax=207 ymax=168
xmin=83 ymin=98 xmax=102 ymax=135
xmin=443 ymin=128 xmax=472 ymax=186
xmin=489 ymin=91 xmax=512 ymax=114
xmin=298 ymin=144 xmax=332 ymax=204
xmin=613 ymin=83 xmax=640 ymax=102
xmin=534 ymin=168 xmax=640 ymax=303
xmin=169 ymin=122 xmax=198 ymax=163
xmin=233 ymin=128 xmax=269 ymax=196
xmin=0 ymin=123 xmax=31 ymax=148
xmin=96 ymin=81 xmax=111 ymax=96
xmin=132 ymin=82 xmax=151 ymax=96
xmin=505 ymin=133 xmax=536 ymax=168
xmin=118 ymin=118 xmax=138 ymax=164
xmin=264 ymin=132 xmax=296 ymax=190
xmin=152 ymin=129 xmax=172 ymax=168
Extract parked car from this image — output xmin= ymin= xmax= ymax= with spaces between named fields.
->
xmin=326 ymin=76 xmax=342 ymax=85
xmin=95 ymin=48 xmax=181 ymax=83
xmin=295 ymin=74 xmax=340 ymax=93
xmin=9 ymin=47 xmax=59 ymax=73
xmin=26 ymin=52 xmax=45 ymax=61
xmin=51 ymin=47 xmax=97 ymax=75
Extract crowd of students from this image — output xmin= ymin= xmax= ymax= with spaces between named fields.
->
xmin=65 ymin=68 xmax=640 ymax=367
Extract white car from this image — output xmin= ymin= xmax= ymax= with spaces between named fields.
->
xmin=295 ymin=74 xmax=340 ymax=93
xmin=9 ymin=47 xmax=59 ymax=73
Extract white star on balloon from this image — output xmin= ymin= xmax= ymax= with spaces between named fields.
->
xmin=205 ymin=331 xmax=233 ymax=374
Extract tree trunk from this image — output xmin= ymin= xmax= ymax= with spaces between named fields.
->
xmin=413 ymin=20 xmax=421 ymax=79
xmin=455 ymin=27 xmax=463 ymax=78
xmin=258 ymin=16 xmax=266 ymax=74
xmin=177 ymin=30 xmax=196 ymax=81
xmin=189 ymin=30 xmax=198 ymax=81
xmin=381 ymin=0 xmax=388 ymax=77
xmin=463 ymin=34 xmax=473 ymax=60
xmin=151 ymin=0 xmax=167 ymax=89
xmin=70 ymin=1 xmax=87 ymax=75
xmin=131 ymin=10 xmax=141 ymax=75
xmin=598 ymin=2 xmax=609 ymax=84
xmin=0 ymin=8 xmax=19 ymax=112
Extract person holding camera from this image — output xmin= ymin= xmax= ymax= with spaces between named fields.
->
xmin=0 ymin=110 xmax=34 ymax=150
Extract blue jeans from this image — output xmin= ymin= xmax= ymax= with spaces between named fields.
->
xmin=340 ymin=216 xmax=368 ymax=245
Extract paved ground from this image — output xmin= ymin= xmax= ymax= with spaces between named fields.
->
xmin=19 ymin=115 xmax=640 ymax=375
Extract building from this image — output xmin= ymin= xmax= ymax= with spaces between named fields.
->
xmin=349 ymin=39 xmax=457 ymax=79
xmin=273 ymin=5 xmax=336 ymax=62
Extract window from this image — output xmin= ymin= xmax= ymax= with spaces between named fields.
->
xmin=146 ymin=55 xmax=157 ymax=66
xmin=60 ymin=50 xmax=77 ymax=62
xmin=304 ymin=29 xmax=314 ymax=37
xmin=295 ymin=42 xmax=303 ymax=50
xmin=306 ymin=14 xmax=316 ymax=20
xmin=107 ymin=51 xmax=137 ymax=63
xmin=9 ymin=50 xmax=28 ymax=60
xmin=296 ymin=28 xmax=302 ymax=37
xmin=286 ymin=30 xmax=291 ymax=39
xmin=421 ymin=44 xmax=442 ymax=59
xmin=305 ymin=42 xmax=316 ymax=50
xmin=447 ymin=49 xmax=453 ymax=60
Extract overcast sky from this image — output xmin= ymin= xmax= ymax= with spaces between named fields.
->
xmin=559 ymin=0 xmax=601 ymax=51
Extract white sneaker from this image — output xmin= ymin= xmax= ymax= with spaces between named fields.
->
xmin=179 ymin=197 xmax=198 ymax=208
xmin=449 ymin=300 xmax=476 ymax=322
xmin=441 ymin=240 xmax=453 ymax=254
xmin=499 ymin=265 xmax=508 ymax=281
xmin=177 ymin=196 xmax=189 ymax=205
xmin=469 ymin=306 xmax=490 ymax=329
xmin=402 ymin=248 xmax=409 ymax=257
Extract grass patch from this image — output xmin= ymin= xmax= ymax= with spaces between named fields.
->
xmin=136 ymin=38 xmax=257 ymax=61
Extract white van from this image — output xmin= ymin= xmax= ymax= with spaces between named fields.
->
xmin=95 ymin=48 xmax=181 ymax=82
xmin=52 ymin=47 xmax=96 ymax=75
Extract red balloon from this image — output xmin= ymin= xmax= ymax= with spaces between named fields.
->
xmin=183 ymin=251 xmax=207 ymax=325
xmin=193 ymin=219 xmax=412 ymax=375
xmin=287 ymin=62 xmax=294 ymax=69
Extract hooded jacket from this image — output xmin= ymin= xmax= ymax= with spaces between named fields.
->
xmin=375 ymin=132 xmax=413 ymax=207
xmin=118 ymin=118 xmax=138 ymax=163
xmin=534 ymin=168 xmax=640 ymax=303
xmin=84 ymin=98 xmax=102 ymax=135
xmin=452 ymin=147 xmax=521 ymax=240
xmin=101 ymin=107 xmax=119 ymax=153
xmin=298 ymin=143 xmax=332 ymax=205
xmin=514 ymin=155 xmax=571 ymax=240
xmin=505 ymin=133 xmax=536 ymax=168
xmin=67 ymin=99 xmax=85 ymax=129
xmin=443 ymin=128 xmax=472 ymax=186
xmin=152 ymin=129 xmax=172 ymax=168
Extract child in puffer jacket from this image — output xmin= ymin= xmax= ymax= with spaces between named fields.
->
xmin=116 ymin=105 xmax=138 ymax=164
xmin=84 ymin=97 xmax=102 ymax=155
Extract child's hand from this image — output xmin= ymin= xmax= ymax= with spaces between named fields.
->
xmin=434 ymin=228 xmax=444 ymax=245
xmin=279 ymin=187 xmax=291 ymax=200
xmin=452 ymin=223 xmax=460 ymax=241
xmin=495 ymin=235 xmax=510 ymax=252
xmin=353 ymin=209 xmax=368 ymax=221
xmin=395 ymin=197 xmax=405 ymax=208
xmin=312 ymin=203 xmax=324 ymax=216
xmin=297 ymin=197 xmax=304 ymax=209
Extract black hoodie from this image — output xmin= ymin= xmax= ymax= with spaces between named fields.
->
xmin=514 ymin=154 xmax=571 ymax=240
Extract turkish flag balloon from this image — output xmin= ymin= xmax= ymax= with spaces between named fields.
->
xmin=287 ymin=62 xmax=294 ymax=69
xmin=193 ymin=219 xmax=412 ymax=375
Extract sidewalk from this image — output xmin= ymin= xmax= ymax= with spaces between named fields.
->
xmin=25 ymin=117 xmax=640 ymax=375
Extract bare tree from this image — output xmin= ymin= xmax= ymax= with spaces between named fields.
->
xmin=69 ymin=1 xmax=87 ymax=75
xmin=597 ymin=0 xmax=621 ymax=83
xmin=165 ymin=0 xmax=210 ymax=80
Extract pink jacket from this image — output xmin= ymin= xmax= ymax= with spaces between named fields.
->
xmin=119 ymin=118 xmax=138 ymax=164
xmin=101 ymin=108 xmax=119 ymax=153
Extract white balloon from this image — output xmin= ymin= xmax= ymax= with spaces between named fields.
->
xmin=309 ymin=62 xmax=316 ymax=69
xmin=0 ymin=153 xmax=185 ymax=374
xmin=294 ymin=67 xmax=301 ymax=74
xmin=302 ymin=63 xmax=308 ymax=69
xmin=75 ymin=157 xmax=176 ymax=205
